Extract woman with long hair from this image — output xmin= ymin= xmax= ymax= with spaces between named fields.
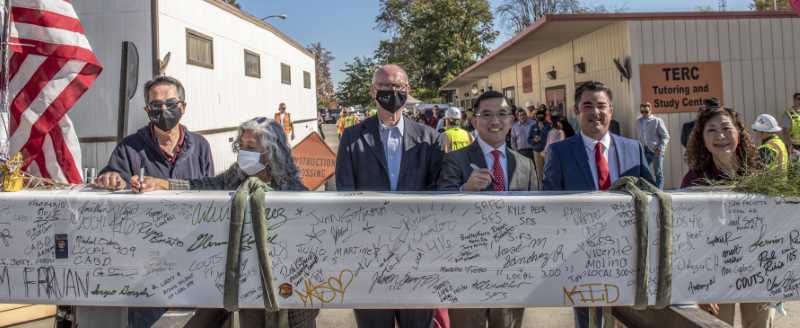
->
xmin=134 ymin=117 xmax=318 ymax=328
xmin=682 ymin=100 xmax=759 ymax=186
xmin=681 ymin=100 xmax=770 ymax=328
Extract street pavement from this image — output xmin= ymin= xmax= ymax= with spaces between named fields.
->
xmin=315 ymin=123 xmax=800 ymax=327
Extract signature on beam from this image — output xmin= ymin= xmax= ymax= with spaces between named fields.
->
xmin=296 ymin=269 xmax=355 ymax=307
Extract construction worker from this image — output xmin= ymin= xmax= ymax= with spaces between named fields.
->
xmin=274 ymin=102 xmax=295 ymax=140
xmin=753 ymin=114 xmax=788 ymax=171
xmin=440 ymin=107 xmax=473 ymax=153
xmin=337 ymin=107 xmax=360 ymax=137
xmin=782 ymin=92 xmax=800 ymax=159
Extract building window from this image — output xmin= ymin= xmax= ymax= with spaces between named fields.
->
xmin=281 ymin=63 xmax=291 ymax=85
xmin=303 ymin=71 xmax=311 ymax=89
xmin=521 ymin=65 xmax=533 ymax=93
xmin=186 ymin=29 xmax=213 ymax=69
xmin=244 ymin=50 xmax=260 ymax=78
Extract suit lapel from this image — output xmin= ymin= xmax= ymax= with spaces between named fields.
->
xmin=571 ymin=136 xmax=596 ymax=190
xmin=397 ymin=120 xmax=416 ymax=184
xmin=610 ymin=134 xmax=624 ymax=175
xmin=467 ymin=142 xmax=487 ymax=169
xmin=362 ymin=117 xmax=388 ymax=174
xmin=506 ymin=149 xmax=517 ymax=189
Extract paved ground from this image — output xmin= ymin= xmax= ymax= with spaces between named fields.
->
xmin=317 ymin=123 xmax=800 ymax=327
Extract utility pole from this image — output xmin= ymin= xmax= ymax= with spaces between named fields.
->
xmin=718 ymin=0 xmax=727 ymax=11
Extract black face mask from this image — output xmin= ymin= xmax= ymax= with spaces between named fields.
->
xmin=375 ymin=90 xmax=407 ymax=113
xmin=148 ymin=107 xmax=183 ymax=131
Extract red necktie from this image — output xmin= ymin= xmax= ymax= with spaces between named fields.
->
xmin=595 ymin=142 xmax=610 ymax=191
xmin=491 ymin=150 xmax=505 ymax=191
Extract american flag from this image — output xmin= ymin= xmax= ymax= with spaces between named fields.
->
xmin=6 ymin=0 xmax=102 ymax=184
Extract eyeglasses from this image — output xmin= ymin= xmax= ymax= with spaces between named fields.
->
xmin=374 ymin=83 xmax=408 ymax=91
xmin=148 ymin=98 xmax=183 ymax=111
xmin=475 ymin=111 xmax=513 ymax=120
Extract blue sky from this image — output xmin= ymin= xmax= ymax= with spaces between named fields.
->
xmin=237 ymin=0 xmax=753 ymax=88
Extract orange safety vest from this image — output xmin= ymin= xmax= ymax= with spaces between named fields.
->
xmin=274 ymin=112 xmax=293 ymax=135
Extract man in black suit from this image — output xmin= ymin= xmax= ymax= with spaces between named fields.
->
xmin=437 ymin=91 xmax=538 ymax=328
xmin=335 ymin=64 xmax=442 ymax=327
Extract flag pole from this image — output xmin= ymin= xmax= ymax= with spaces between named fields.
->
xmin=0 ymin=0 xmax=10 ymax=160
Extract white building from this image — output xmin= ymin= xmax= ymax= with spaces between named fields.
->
xmin=74 ymin=0 xmax=318 ymax=173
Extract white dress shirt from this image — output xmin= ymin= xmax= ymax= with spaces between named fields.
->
xmin=379 ymin=116 xmax=405 ymax=191
xmin=476 ymin=136 xmax=509 ymax=190
xmin=580 ymin=132 xmax=619 ymax=190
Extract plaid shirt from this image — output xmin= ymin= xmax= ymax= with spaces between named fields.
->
xmin=168 ymin=164 xmax=249 ymax=191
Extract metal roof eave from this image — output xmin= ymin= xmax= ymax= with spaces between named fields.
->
xmin=441 ymin=11 xmax=799 ymax=91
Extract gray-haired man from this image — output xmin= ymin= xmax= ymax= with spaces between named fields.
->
xmin=92 ymin=75 xmax=214 ymax=328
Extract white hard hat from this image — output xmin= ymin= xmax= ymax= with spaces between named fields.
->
xmin=752 ymin=114 xmax=782 ymax=133
xmin=445 ymin=107 xmax=462 ymax=119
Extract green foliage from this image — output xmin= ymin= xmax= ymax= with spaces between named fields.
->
xmin=700 ymin=162 xmax=800 ymax=197
xmin=751 ymin=0 xmax=791 ymax=10
xmin=336 ymin=57 xmax=377 ymax=108
xmin=374 ymin=0 xmax=498 ymax=102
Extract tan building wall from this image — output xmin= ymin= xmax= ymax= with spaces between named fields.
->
xmin=629 ymin=18 xmax=800 ymax=188
xmin=454 ymin=23 xmax=632 ymax=116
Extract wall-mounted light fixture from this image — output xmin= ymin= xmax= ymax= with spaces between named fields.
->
xmin=574 ymin=57 xmax=587 ymax=74
xmin=470 ymin=84 xmax=479 ymax=95
xmin=546 ymin=66 xmax=557 ymax=80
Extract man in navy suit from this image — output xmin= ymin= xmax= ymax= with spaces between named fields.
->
xmin=336 ymin=64 xmax=442 ymax=328
xmin=543 ymin=81 xmax=653 ymax=328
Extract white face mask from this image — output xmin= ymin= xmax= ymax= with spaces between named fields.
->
xmin=237 ymin=150 xmax=266 ymax=175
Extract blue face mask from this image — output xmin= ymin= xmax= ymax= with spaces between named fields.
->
xmin=237 ymin=150 xmax=265 ymax=175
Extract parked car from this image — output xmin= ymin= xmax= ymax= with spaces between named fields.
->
xmin=324 ymin=108 xmax=340 ymax=123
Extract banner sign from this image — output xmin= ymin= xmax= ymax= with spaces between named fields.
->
xmin=0 ymin=190 xmax=798 ymax=308
xmin=639 ymin=61 xmax=724 ymax=113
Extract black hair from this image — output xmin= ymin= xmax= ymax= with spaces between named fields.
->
xmin=574 ymin=81 xmax=613 ymax=107
xmin=474 ymin=90 xmax=508 ymax=111
xmin=794 ymin=92 xmax=800 ymax=100
xmin=144 ymin=75 xmax=185 ymax=103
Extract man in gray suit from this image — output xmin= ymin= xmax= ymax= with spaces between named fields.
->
xmin=335 ymin=64 xmax=442 ymax=328
xmin=437 ymin=90 xmax=539 ymax=328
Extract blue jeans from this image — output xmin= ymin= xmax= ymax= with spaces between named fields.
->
xmin=644 ymin=149 xmax=664 ymax=189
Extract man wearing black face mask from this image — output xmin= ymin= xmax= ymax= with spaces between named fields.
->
xmin=96 ymin=76 xmax=214 ymax=192
xmin=92 ymin=76 xmax=214 ymax=326
xmin=336 ymin=64 xmax=443 ymax=328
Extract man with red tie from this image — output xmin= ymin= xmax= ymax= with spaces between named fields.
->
xmin=437 ymin=90 xmax=539 ymax=328
xmin=543 ymin=81 xmax=654 ymax=328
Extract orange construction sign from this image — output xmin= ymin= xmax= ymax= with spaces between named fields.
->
xmin=291 ymin=132 xmax=336 ymax=191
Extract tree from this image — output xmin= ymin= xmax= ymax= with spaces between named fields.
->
xmin=751 ymin=0 xmax=790 ymax=10
xmin=223 ymin=0 xmax=241 ymax=9
xmin=307 ymin=42 xmax=336 ymax=109
xmin=337 ymin=57 xmax=377 ymax=108
xmin=496 ymin=0 xmax=582 ymax=33
xmin=496 ymin=0 xmax=627 ymax=34
xmin=374 ymin=0 xmax=497 ymax=101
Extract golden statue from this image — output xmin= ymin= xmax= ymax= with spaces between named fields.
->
xmin=2 ymin=153 xmax=24 ymax=192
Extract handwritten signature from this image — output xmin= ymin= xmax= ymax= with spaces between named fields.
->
xmin=296 ymin=269 xmax=354 ymax=307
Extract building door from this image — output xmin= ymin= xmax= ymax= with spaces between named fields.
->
xmin=503 ymin=87 xmax=516 ymax=106
xmin=545 ymin=86 xmax=566 ymax=110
